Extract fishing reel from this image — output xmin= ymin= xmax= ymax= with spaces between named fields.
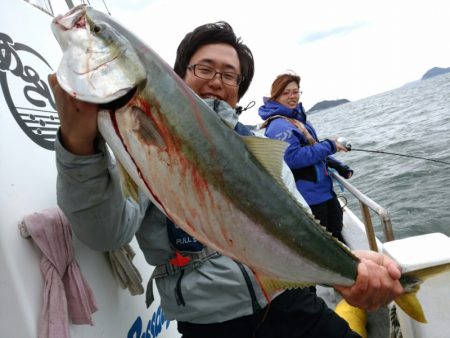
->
xmin=336 ymin=137 xmax=352 ymax=151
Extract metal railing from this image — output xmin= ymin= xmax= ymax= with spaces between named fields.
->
xmin=331 ymin=172 xmax=395 ymax=251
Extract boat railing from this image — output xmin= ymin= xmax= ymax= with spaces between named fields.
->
xmin=331 ymin=172 xmax=395 ymax=251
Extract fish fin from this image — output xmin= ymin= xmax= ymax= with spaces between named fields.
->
xmin=394 ymin=290 xmax=426 ymax=323
xmin=255 ymin=273 xmax=313 ymax=301
xmin=395 ymin=262 xmax=450 ymax=323
xmin=117 ymin=161 xmax=140 ymax=203
xmin=404 ymin=262 xmax=450 ymax=281
xmin=335 ymin=300 xmax=368 ymax=338
xmin=241 ymin=137 xmax=353 ymax=254
xmin=241 ymin=136 xmax=288 ymax=188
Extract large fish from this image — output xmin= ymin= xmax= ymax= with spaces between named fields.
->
xmin=52 ymin=5 xmax=435 ymax=323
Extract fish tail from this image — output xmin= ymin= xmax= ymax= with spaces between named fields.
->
xmin=394 ymin=290 xmax=426 ymax=323
xmin=395 ymin=262 xmax=450 ymax=323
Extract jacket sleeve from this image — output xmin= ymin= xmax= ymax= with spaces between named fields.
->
xmin=327 ymin=156 xmax=354 ymax=179
xmin=55 ymin=131 xmax=150 ymax=251
xmin=265 ymin=119 xmax=336 ymax=169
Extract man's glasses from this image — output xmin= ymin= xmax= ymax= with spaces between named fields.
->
xmin=187 ymin=64 xmax=243 ymax=87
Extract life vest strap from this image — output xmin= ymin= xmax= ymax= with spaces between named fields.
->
xmin=145 ymin=247 xmax=221 ymax=308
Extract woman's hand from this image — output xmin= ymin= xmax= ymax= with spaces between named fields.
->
xmin=48 ymin=73 xmax=99 ymax=155
xmin=334 ymin=139 xmax=350 ymax=153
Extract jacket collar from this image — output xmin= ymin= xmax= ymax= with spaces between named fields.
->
xmin=258 ymin=98 xmax=306 ymax=122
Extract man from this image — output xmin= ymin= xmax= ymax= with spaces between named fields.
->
xmin=49 ymin=21 xmax=402 ymax=338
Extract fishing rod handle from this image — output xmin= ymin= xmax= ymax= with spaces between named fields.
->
xmin=336 ymin=137 xmax=352 ymax=151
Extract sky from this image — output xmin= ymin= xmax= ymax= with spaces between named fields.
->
xmin=50 ymin=0 xmax=450 ymax=124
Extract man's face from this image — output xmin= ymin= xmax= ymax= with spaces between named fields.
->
xmin=184 ymin=43 xmax=241 ymax=108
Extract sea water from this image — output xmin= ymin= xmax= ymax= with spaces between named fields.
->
xmin=307 ymin=72 xmax=450 ymax=240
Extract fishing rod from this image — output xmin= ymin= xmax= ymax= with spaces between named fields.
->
xmin=336 ymin=137 xmax=450 ymax=166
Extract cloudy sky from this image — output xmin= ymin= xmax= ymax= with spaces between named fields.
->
xmin=51 ymin=0 xmax=450 ymax=124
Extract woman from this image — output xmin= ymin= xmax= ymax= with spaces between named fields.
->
xmin=258 ymin=73 xmax=353 ymax=243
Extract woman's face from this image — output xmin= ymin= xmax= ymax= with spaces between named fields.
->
xmin=276 ymin=81 xmax=300 ymax=109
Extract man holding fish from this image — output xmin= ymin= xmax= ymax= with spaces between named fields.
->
xmin=49 ymin=6 xmax=404 ymax=337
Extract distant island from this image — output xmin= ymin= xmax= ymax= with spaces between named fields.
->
xmin=307 ymin=99 xmax=350 ymax=114
xmin=305 ymin=66 xmax=449 ymax=114
xmin=421 ymin=67 xmax=450 ymax=80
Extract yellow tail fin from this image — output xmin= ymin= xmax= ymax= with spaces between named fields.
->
xmin=335 ymin=300 xmax=368 ymax=338
xmin=394 ymin=263 xmax=450 ymax=323
xmin=394 ymin=291 xmax=426 ymax=323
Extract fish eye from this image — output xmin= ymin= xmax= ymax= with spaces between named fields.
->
xmin=92 ymin=24 xmax=104 ymax=34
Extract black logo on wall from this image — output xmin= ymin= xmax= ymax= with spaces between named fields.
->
xmin=0 ymin=32 xmax=58 ymax=150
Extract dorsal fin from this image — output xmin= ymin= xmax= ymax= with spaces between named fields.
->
xmin=241 ymin=136 xmax=289 ymax=188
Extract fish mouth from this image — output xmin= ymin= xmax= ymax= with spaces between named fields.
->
xmin=51 ymin=4 xmax=88 ymax=50
xmin=53 ymin=4 xmax=88 ymax=31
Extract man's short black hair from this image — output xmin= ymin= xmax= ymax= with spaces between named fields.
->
xmin=174 ymin=21 xmax=254 ymax=101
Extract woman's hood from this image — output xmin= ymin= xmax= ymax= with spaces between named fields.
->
xmin=258 ymin=97 xmax=304 ymax=121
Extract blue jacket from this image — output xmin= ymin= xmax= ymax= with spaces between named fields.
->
xmin=259 ymin=99 xmax=349 ymax=206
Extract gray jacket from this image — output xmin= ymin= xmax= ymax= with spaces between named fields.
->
xmin=55 ymin=100 xmax=270 ymax=324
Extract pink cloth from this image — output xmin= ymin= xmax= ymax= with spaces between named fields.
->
xmin=23 ymin=207 xmax=98 ymax=338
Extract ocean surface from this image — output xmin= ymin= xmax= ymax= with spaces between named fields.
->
xmin=307 ymin=72 xmax=450 ymax=241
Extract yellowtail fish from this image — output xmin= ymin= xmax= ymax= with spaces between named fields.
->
xmin=52 ymin=4 xmax=439 ymax=323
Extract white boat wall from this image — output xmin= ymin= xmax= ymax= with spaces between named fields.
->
xmin=0 ymin=1 xmax=179 ymax=337
xmin=336 ymin=175 xmax=450 ymax=338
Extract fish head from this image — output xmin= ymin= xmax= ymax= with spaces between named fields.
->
xmin=51 ymin=5 xmax=146 ymax=103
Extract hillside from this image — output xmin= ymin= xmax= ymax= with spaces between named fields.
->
xmin=307 ymin=99 xmax=350 ymax=114
xmin=421 ymin=67 xmax=450 ymax=80
xmin=306 ymin=66 xmax=448 ymax=114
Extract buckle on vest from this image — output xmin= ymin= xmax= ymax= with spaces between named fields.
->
xmin=169 ymin=250 xmax=191 ymax=267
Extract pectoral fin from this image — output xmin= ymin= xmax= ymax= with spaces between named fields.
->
xmin=117 ymin=160 xmax=139 ymax=203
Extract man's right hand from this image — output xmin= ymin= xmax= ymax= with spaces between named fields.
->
xmin=48 ymin=73 xmax=99 ymax=155
xmin=334 ymin=250 xmax=404 ymax=311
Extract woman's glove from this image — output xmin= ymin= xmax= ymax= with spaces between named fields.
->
xmin=327 ymin=157 xmax=354 ymax=179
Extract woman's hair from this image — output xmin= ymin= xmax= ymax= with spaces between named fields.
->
xmin=269 ymin=73 xmax=301 ymax=101
xmin=173 ymin=21 xmax=254 ymax=100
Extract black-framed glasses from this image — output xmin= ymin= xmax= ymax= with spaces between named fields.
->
xmin=187 ymin=64 xmax=243 ymax=87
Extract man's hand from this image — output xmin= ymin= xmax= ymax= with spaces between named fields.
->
xmin=334 ymin=250 xmax=404 ymax=311
xmin=48 ymin=73 xmax=99 ymax=155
